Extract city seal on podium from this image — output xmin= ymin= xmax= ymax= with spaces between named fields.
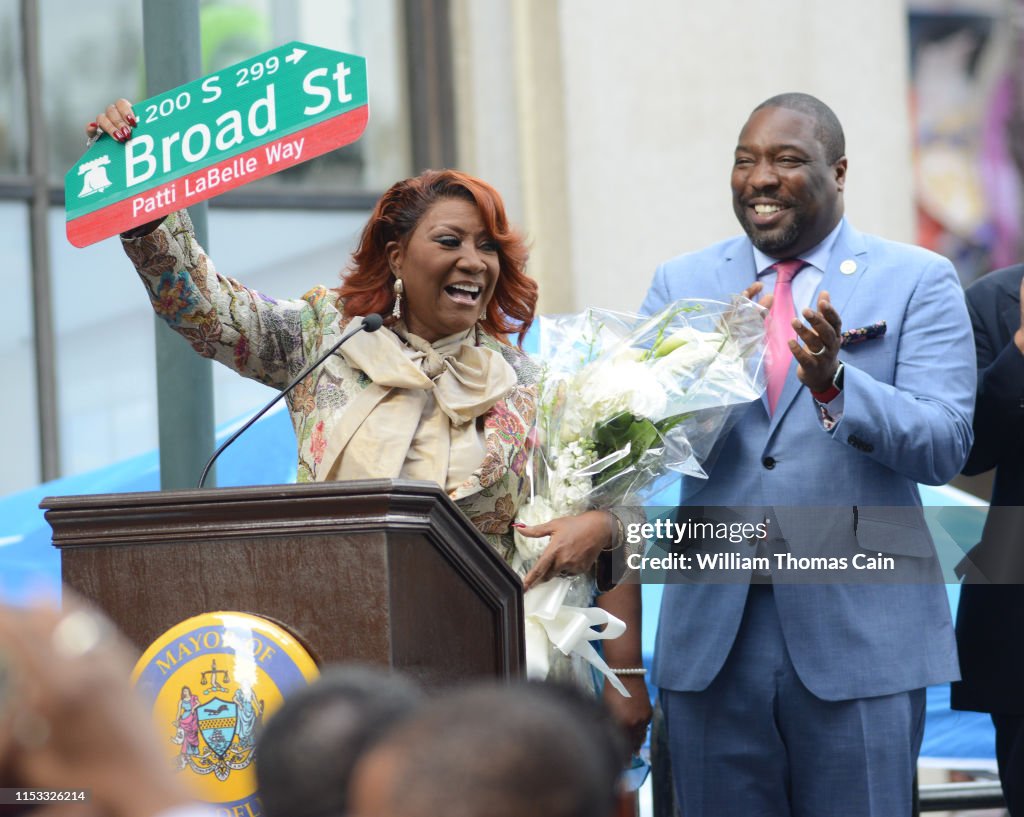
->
xmin=131 ymin=611 xmax=320 ymax=815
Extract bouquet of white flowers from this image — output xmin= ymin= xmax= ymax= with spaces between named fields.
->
xmin=514 ymin=296 xmax=766 ymax=691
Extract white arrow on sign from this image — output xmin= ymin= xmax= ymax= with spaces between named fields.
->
xmin=285 ymin=47 xmax=307 ymax=64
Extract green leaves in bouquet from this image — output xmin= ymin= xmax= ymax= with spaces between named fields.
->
xmin=592 ymin=410 xmax=691 ymax=486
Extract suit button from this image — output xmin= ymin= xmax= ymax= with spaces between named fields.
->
xmin=847 ymin=434 xmax=874 ymax=453
xmin=762 ymin=456 xmax=776 ymax=470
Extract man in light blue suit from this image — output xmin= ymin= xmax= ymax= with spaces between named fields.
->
xmin=641 ymin=93 xmax=975 ymax=816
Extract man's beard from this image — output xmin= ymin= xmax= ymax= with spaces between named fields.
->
xmin=740 ymin=215 xmax=802 ymax=256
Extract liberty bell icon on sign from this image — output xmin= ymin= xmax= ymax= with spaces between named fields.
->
xmin=78 ymin=156 xmax=113 ymax=198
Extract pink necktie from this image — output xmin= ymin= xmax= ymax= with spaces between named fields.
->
xmin=765 ymin=259 xmax=806 ymax=414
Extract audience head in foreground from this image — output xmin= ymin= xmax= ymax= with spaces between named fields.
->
xmin=0 ymin=598 xmax=195 ymax=817
xmin=256 ymin=664 xmax=424 ymax=817
xmin=349 ymin=681 xmax=621 ymax=817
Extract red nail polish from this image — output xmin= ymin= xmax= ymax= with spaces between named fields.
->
xmin=127 ymin=114 xmax=138 ymax=126
xmin=120 ymin=127 xmax=132 ymax=141
xmin=511 ymin=523 xmax=526 ymax=528
xmin=112 ymin=131 xmax=124 ymax=143
xmin=88 ymin=121 xmax=98 ymax=128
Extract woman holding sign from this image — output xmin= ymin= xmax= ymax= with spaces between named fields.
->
xmin=86 ymin=103 xmax=651 ymax=755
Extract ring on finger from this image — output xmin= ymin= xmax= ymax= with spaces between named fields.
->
xmin=810 ymin=344 xmax=828 ymax=357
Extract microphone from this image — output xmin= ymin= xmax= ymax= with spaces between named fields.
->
xmin=197 ymin=313 xmax=385 ymax=489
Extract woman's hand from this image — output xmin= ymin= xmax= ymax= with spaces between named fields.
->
xmin=518 ymin=510 xmax=615 ymax=591
xmin=602 ymin=674 xmax=653 ymax=756
xmin=86 ymin=98 xmax=168 ymax=238
xmin=85 ymin=98 xmax=137 ymax=144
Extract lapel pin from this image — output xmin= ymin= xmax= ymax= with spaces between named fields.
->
xmin=840 ymin=259 xmax=857 ymax=275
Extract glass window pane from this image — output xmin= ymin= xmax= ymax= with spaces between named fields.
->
xmin=0 ymin=0 xmax=27 ymax=173
xmin=40 ymin=0 xmax=143 ymax=185
xmin=0 ymin=203 xmax=40 ymax=493
xmin=48 ymin=206 xmax=158 ymax=477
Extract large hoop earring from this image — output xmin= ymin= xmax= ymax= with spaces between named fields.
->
xmin=392 ymin=277 xmax=404 ymax=320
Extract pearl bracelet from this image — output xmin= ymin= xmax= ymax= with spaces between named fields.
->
xmin=610 ymin=667 xmax=647 ymax=676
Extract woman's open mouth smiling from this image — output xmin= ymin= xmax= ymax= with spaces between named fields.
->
xmin=445 ymin=282 xmax=482 ymax=305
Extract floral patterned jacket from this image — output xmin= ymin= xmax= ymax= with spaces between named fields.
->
xmin=122 ymin=211 xmax=539 ymax=563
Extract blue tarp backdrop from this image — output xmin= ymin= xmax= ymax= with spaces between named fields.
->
xmin=0 ymin=406 xmax=296 ymax=604
xmin=0 ymin=405 xmax=997 ymax=767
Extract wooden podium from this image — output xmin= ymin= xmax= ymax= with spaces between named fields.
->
xmin=41 ymin=479 xmax=524 ymax=686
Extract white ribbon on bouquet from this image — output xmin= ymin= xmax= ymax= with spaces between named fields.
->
xmin=522 ymin=577 xmax=630 ymax=697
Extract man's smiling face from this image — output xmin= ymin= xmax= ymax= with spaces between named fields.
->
xmin=731 ymin=105 xmax=846 ymax=258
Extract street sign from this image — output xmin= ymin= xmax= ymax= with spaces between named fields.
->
xmin=66 ymin=42 xmax=368 ymax=247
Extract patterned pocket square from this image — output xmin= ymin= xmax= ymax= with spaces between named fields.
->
xmin=840 ymin=320 xmax=886 ymax=347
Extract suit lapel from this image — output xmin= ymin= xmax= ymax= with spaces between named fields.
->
xmin=768 ymin=222 xmax=869 ymax=433
xmin=717 ymin=241 xmax=759 ymax=302
xmin=812 ymin=223 xmax=869 ymax=318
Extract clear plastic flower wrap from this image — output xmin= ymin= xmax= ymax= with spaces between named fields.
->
xmin=512 ymin=296 xmax=766 ymax=694
xmin=514 ymin=296 xmax=767 ymax=565
xmin=512 ymin=296 xmax=770 ymax=696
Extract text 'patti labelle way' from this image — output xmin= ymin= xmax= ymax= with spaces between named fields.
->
xmin=130 ymin=136 xmax=305 ymax=218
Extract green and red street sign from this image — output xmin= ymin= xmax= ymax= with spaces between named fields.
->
xmin=66 ymin=41 xmax=368 ymax=247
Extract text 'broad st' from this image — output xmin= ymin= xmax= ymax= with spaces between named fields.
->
xmin=66 ymin=43 xmax=368 ymax=247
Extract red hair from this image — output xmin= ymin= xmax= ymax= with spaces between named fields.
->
xmin=337 ymin=169 xmax=537 ymax=345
